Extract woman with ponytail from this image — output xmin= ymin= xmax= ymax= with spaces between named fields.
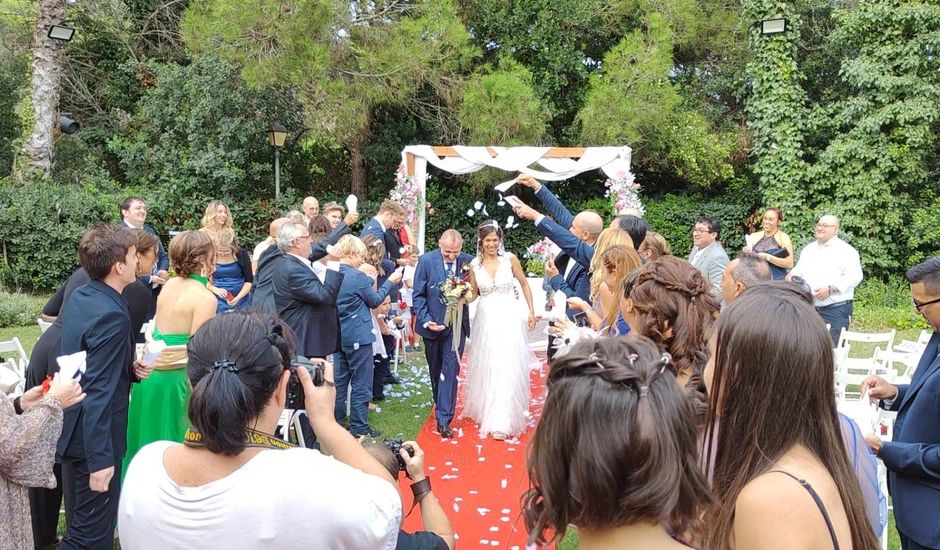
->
xmin=522 ymin=335 xmax=712 ymax=549
xmin=119 ymin=312 xmax=401 ymax=549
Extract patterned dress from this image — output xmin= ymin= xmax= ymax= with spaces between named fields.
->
xmin=0 ymin=393 xmax=62 ymax=550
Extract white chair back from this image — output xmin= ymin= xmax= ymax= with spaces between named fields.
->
xmin=0 ymin=338 xmax=29 ymax=395
xmin=837 ymin=328 xmax=896 ymax=352
xmin=37 ymin=318 xmax=52 ymax=333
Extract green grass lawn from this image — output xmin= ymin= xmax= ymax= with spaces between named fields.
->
xmin=2 ymin=323 xmax=912 ymax=549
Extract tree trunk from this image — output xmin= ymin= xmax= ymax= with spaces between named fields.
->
xmin=347 ymin=118 xmax=370 ymax=198
xmin=19 ymin=0 xmax=68 ymax=178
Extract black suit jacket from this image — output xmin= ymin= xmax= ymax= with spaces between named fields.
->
xmin=250 ymin=245 xmax=282 ymax=313
xmin=272 ymin=255 xmax=344 ymax=358
xmin=56 ymin=279 xmax=136 ymax=471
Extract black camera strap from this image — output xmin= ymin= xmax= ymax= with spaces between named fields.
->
xmin=183 ymin=427 xmax=295 ymax=451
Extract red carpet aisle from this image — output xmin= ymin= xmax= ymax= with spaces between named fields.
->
xmin=400 ymin=354 xmax=550 ymax=549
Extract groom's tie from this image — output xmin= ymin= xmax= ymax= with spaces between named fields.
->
xmin=446 ymin=262 xmax=455 ymax=277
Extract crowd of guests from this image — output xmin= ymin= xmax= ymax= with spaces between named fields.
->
xmin=0 ymin=181 xmax=937 ymax=550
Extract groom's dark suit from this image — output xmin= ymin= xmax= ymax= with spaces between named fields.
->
xmin=413 ymin=248 xmax=473 ymax=430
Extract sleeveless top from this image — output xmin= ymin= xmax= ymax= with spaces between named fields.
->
xmin=473 ymin=256 xmax=515 ymax=298
xmin=770 ymin=470 xmax=840 ymax=550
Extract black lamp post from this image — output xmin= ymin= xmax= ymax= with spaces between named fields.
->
xmin=266 ymin=123 xmax=288 ymax=200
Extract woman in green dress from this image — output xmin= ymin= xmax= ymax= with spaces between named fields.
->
xmin=124 ymin=231 xmax=218 ymax=475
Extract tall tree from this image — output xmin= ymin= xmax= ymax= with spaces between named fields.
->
xmin=806 ymin=0 xmax=940 ymax=271
xmin=741 ymin=0 xmax=808 ymax=222
xmin=19 ymin=0 xmax=69 ymax=177
xmin=182 ymin=0 xmax=477 ymax=197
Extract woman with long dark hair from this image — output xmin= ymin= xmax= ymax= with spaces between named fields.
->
xmin=702 ymin=288 xmax=879 ymax=549
xmin=523 ymin=336 xmax=712 ymax=549
xmin=462 ymin=220 xmax=536 ymax=440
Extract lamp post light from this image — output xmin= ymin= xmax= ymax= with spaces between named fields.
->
xmin=760 ymin=18 xmax=787 ymax=35
xmin=266 ymin=123 xmax=288 ymax=200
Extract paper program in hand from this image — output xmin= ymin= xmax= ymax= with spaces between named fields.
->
xmin=57 ymin=351 xmax=87 ymax=382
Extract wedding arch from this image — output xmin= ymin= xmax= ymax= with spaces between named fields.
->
xmin=394 ymin=145 xmax=635 ymax=251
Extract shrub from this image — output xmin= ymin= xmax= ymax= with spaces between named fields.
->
xmin=0 ymin=291 xmax=43 ymax=328
xmin=0 ymin=177 xmax=125 ymax=291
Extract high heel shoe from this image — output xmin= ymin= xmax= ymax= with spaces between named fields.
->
xmin=492 ymin=431 xmax=508 ymax=441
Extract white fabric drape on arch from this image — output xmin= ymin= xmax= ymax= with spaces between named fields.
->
xmin=401 ymin=145 xmax=633 ymax=251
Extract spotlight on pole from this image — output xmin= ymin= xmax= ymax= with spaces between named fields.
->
xmin=59 ymin=115 xmax=80 ymax=135
xmin=760 ymin=18 xmax=787 ymax=35
xmin=48 ymin=25 xmax=76 ymax=42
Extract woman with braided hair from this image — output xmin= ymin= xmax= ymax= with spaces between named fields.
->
xmin=522 ymin=335 xmax=713 ymax=549
xmin=619 ymin=256 xmax=719 ymax=420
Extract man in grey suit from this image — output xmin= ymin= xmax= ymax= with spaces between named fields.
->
xmin=688 ymin=216 xmax=729 ymax=303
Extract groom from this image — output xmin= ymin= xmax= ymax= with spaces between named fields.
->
xmin=413 ymin=229 xmax=473 ymax=438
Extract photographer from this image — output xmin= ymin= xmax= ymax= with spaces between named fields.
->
xmin=365 ymin=440 xmax=454 ymax=550
xmin=118 ymin=312 xmax=401 ymax=549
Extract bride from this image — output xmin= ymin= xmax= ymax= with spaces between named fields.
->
xmin=463 ymin=220 xmax=537 ymax=440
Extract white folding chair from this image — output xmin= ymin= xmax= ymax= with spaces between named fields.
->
xmin=837 ymin=328 xmax=896 ymax=353
xmin=37 ymin=318 xmax=52 ymax=333
xmin=835 ymin=346 xmax=891 ymax=401
xmin=0 ymin=337 xmax=29 ymax=395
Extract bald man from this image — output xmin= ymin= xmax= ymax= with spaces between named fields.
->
xmin=250 ymin=217 xmax=291 ymax=313
xmin=512 ymin=175 xmax=605 ymax=327
xmin=788 ymin=214 xmax=863 ymax=344
xmin=301 ymin=196 xmax=319 ymax=223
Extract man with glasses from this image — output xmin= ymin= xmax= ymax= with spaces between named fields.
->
xmin=861 ymin=255 xmax=940 ymax=550
xmin=688 ymin=216 xmax=729 ymax=303
xmin=787 ymin=215 xmax=863 ymax=344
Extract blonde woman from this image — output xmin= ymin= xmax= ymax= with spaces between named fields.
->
xmin=745 ymin=207 xmax=793 ymax=279
xmin=562 ymin=245 xmax=641 ymax=334
xmin=207 ymin=228 xmax=253 ymax=313
xmin=639 ymin=231 xmax=672 ymax=262
xmin=200 ymin=200 xmax=233 ymax=241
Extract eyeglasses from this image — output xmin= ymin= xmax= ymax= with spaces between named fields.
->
xmin=913 ymin=297 xmax=940 ymax=312
xmin=815 ymin=223 xmax=837 ymax=229
xmin=692 ymin=227 xmax=713 ymax=234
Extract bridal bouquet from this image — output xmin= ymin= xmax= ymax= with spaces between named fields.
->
xmin=438 ymin=265 xmax=473 ymax=352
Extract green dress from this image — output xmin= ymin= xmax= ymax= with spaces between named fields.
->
xmin=122 ymin=327 xmax=191 ymax=476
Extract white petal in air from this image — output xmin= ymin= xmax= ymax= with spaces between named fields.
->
xmin=466 ymin=209 xmax=475 ymax=217
xmin=474 ymin=201 xmax=484 ymax=210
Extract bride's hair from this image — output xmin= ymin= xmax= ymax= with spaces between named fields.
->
xmin=476 ymin=220 xmax=504 ymax=257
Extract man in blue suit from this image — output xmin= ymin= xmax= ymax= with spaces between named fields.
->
xmin=57 ymin=225 xmax=152 ymax=550
xmin=412 ymin=229 xmax=473 ymax=438
xmin=334 ymin=235 xmax=403 ymax=438
xmin=862 ymin=255 xmax=940 ymax=550
xmin=511 ymin=175 xmax=604 ymax=357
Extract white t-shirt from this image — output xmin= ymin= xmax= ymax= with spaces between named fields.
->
xmin=119 ymin=441 xmax=402 ymax=550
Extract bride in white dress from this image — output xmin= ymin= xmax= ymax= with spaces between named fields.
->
xmin=463 ymin=220 xmax=537 ymax=440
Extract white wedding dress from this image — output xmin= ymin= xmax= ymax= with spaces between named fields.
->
xmin=462 ymin=255 xmax=533 ymax=438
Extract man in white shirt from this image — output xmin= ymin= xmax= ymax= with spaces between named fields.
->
xmin=788 ymin=215 xmax=863 ymax=344
xmin=688 ymin=216 xmax=729 ymax=303
xmin=302 ymin=196 xmax=319 ymax=224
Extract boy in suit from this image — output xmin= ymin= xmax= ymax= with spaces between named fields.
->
xmin=333 ymin=235 xmax=403 ymax=438
xmin=57 ymin=224 xmax=153 ymax=550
